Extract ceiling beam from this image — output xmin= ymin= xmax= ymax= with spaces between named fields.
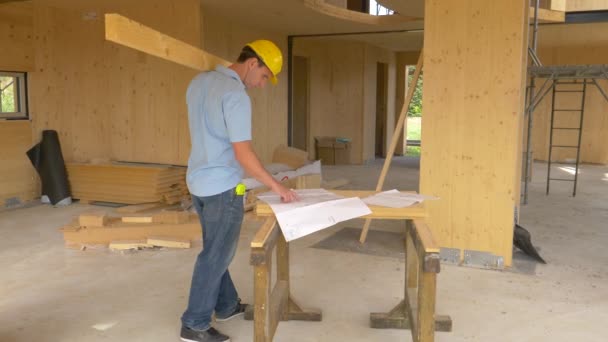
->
xmin=104 ymin=13 xmax=228 ymax=71
xmin=530 ymin=6 xmax=566 ymax=23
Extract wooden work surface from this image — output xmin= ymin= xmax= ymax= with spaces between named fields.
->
xmin=255 ymin=190 xmax=427 ymax=220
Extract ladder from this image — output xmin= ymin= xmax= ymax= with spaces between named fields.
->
xmin=546 ymin=79 xmax=587 ymax=197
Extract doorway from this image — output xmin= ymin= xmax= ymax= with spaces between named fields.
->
xmin=292 ymin=55 xmax=310 ymax=152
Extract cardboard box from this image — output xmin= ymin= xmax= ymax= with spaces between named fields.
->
xmin=315 ymin=137 xmax=351 ymax=165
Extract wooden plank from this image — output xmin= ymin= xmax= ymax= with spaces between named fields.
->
xmin=406 ymin=227 xmax=419 ymax=289
xmin=146 ymin=236 xmax=191 ymax=248
xmin=370 ymin=307 xmax=452 ymax=331
xmin=78 ymin=212 xmax=108 ymax=227
xmin=109 ymin=239 xmax=151 ymax=250
xmin=276 ymin=234 xmax=290 ymax=320
xmin=104 ymin=13 xmax=229 ymax=72
xmin=412 ymin=219 xmax=440 ymax=253
xmin=251 ymin=217 xmax=279 ymax=248
xmin=286 ymin=297 xmax=322 ymax=321
xmin=61 ymin=218 xmax=201 ymax=245
xmin=417 ymin=272 xmax=437 ymax=342
xmin=121 ymin=216 xmax=153 ymax=223
xmin=269 ymin=281 xmax=288 ymax=340
xmin=359 ymin=50 xmax=424 ymax=243
xmin=253 ymin=259 xmax=271 ymax=342
xmin=152 ymin=211 xmax=190 ymax=224
xmin=250 ymin=217 xmax=280 ymax=265
xmin=116 ymin=202 xmax=169 ymax=213
xmin=255 ymin=190 xmax=427 ymax=219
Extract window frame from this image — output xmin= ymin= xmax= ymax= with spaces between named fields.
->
xmin=0 ymin=71 xmax=29 ymax=120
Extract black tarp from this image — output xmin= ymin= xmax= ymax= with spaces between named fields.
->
xmin=27 ymin=130 xmax=71 ymax=205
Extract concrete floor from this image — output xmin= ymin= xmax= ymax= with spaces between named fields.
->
xmin=1 ymin=159 xmax=607 ymax=342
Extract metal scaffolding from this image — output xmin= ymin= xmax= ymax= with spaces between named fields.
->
xmin=523 ymin=63 xmax=608 ymax=202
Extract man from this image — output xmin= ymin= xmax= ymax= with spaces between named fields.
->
xmin=180 ymin=40 xmax=298 ymax=342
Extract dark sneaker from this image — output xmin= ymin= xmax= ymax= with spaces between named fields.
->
xmin=180 ymin=326 xmax=230 ymax=342
xmin=216 ymin=300 xmax=248 ymax=322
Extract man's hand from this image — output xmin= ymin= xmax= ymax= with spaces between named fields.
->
xmin=233 ymin=141 xmax=299 ymax=203
xmin=271 ymin=183 xmax=299 ymax=203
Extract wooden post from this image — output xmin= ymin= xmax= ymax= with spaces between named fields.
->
xmin=276 ymin=234 xmax=290 ymax=320
xmin=420 ymin=0 xmax=529 ymax=267
xmin=254 ymin=254 xmax=271 ymax=342
xmin=370 ymin=220 xmax=452 ymax=340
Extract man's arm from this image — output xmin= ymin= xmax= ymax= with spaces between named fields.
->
xmin=233 ymin=141 xmax=298 ymax=203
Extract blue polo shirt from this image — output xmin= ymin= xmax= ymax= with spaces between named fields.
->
xmin=186 ymin=65 xmax=252 ymax=197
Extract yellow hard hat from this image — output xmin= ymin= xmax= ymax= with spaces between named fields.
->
xmin=247 ymin=40 xmax=283 ymax=85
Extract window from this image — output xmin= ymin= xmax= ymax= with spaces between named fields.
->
xmin=0 ymin=71 xmax=28 ymax=119
xmin=369 ymin=0 xmax=394 ymax=16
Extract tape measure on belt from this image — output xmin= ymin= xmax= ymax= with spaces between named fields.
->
xmin=235 ymin=183 xmax=246 ymax=196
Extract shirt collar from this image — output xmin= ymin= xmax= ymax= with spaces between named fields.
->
xmin=215 ymin=65 xmax=244 ymax=87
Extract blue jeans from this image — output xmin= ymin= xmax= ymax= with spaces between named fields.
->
xmin=181 ymin=187 xmax=244 ymax=331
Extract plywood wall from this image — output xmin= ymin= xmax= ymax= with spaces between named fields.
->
xmin=294 ymin=38 xmax=366 ymax=163
xmin=28 ymin=0 xmax=200 ymax=165
xmin=293 ymin=37 xmax=397 ymax=164
xmin=0 ymin=2 xmax=39 ymax=206
xmin=0 ymin=2 xmax=35 ymax=71
xmin=0 ymin=121 xmax=39 ymax=207
xmin=533 ymin=45 xmax=608 ymax=164
xmin=200 ymin=8 xmax=288 ymax=163
xmin=420 ymin=0 xmax=529 ymax=267
xmin=566 ymin=0 xmax=608 ymax=11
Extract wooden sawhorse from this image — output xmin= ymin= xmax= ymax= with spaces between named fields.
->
xmin=244 ymin=216 xmax=321 ymax=342
xmin=249 ymin=190 xmax=451 ymax=341
xmin=371 ymin=219 xmax=452 ymax=341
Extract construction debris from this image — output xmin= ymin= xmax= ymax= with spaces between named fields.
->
xmin=116 ymin=202 xmax=173 ymax=213
xmin=78 ymin=211 xmax=108 ymax=227
xmin=109 ymin=240 xmax=152 ymax=250
xmin=61 ymin=210 xmax=200 ymax=247
xmin=147 ymin=236 xmax=191 ymax=249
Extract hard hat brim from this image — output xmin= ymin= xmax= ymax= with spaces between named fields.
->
xmin=270 ymin=75 xmax=278 ymax=85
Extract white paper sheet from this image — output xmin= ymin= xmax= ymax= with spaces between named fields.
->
xmin=362 ymin=189 xmax=437 ymax=208
xmin=257 ymin=189 xmax=372 ymax=241
xmin=256 ymin=188 xmax=343 ymax=214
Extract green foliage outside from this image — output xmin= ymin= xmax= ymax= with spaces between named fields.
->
xmin=0 ymin=77 xmax=16 ymax=113
xmin=405 ymin=117 xmax=421 ymax=156
xmin=403 ymin=66 xmax=423 ymax=156
xmin=407 ymin=67 xmax=423 ymax=118
xmin=406 ymin=146 xmax=421 ymax=156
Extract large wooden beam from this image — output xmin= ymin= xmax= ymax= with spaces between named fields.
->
xmin=104 ymin=13 xmax=229 ymax=71
xmin=420 ymin=0 xmax=529 ymax=267
xmin=529 ymin=6 xmax=565 ymax=23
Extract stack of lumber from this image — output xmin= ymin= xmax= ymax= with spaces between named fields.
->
xmin=61 ymin=210 xmax=201 ymax=248
xmin=66 ymin=162 xmax=188 ymax=204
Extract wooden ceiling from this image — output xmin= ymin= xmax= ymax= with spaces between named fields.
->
xmin=200 ymin=0 xmax=424 ymax=51
xmin=3 ymin=0 xmax=604 ymax=52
